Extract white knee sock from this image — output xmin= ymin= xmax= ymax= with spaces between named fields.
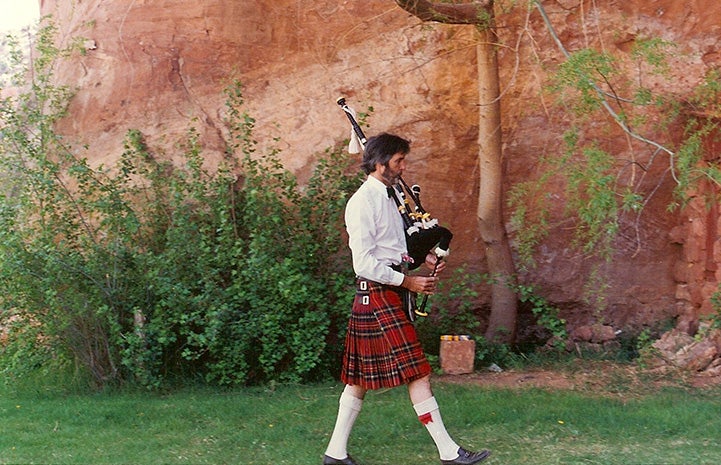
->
xmin=413 ymin=396 xmax=460 ymax=460
xmin=325 ymin=388 xmax=363 ymax=459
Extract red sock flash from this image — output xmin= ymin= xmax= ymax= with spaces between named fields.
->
xmin=418 ymin=412 xmax=433 ymax=425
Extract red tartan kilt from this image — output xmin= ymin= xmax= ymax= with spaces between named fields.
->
xmin=340 ymin=279 xmax=431 ymax=390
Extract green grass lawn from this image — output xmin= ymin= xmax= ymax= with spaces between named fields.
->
xmin=1 ymin=371 xmax=720 ymax=465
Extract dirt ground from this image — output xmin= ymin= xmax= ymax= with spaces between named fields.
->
xmin=436 ymin=361 xmax=721 ymax=393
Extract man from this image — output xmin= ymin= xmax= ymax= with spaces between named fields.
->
xmin=322 ymin=133 xmax=491 ymax=465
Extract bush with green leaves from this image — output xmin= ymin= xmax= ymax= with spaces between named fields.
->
xmin=506 ymin=30 xmax=721 ymax=339
xmin=709 ymin=284 xmax=721 ymax=331
xmin=0 ymin=24 xmax=363 ymax=389
xmin=415 ymin=267 xmax=567 ymax=368
xmin=415 ymin=266 xmax=483 ymax=355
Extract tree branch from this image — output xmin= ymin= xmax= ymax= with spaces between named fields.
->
xmin=532 ymin=0 xmax=677 ymax=178
xmin=395 ymin=0 xmax=493 ymax=25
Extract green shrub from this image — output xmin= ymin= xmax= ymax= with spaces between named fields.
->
xmin=0 ymin=25 xmax=362 ymax=389
xmin=415 ymin=268 xmax=569 ymax=368
xmin=415 ymin=266 xmax=483 ymax=355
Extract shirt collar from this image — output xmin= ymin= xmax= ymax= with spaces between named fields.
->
xmin=367 ymin=174 xmax=390 ymax=195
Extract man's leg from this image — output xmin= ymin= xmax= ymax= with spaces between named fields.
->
xmin=409 ymin=375 xmax=491 ymax=464
xmin=409 ymin=375 xmax=460 ymax=460
xmin=324 ymin=384 xmax=366 ymax=462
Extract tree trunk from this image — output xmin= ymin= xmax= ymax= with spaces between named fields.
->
xmin=475 ymin=22 xmax=517 ymax=343
xmin=394 ymin=0 xmax=518 ymax=342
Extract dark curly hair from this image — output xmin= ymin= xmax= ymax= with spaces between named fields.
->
xmin=361 ymin=133 xmax=410 ymax=174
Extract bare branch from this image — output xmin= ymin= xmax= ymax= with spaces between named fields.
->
xmin=532 ymin=0 xmax=677 ymax=179
xmin=395 ymin=0 xmax=493 ymax=25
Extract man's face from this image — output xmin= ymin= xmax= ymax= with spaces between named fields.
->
xmin=378 ymin=152 xmax=407 ymax=186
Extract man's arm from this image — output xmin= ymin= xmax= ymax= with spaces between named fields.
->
xmin=345 ymin=193 xmax=405 ymax=286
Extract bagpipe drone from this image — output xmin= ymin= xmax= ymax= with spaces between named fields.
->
xmin=337 ymin=97 xmax=453 ymax=320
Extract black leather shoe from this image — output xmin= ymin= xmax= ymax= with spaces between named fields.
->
xmin=441 ymin=447 xmax=491 ymax=465
xmin=322 ymin=454 xmax=359 ymax=465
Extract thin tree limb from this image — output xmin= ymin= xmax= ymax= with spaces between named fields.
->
xmin=395 ymin=0 xmax=493 ymax=25
xmin=532 ymin=0 xmax=679 ymax=182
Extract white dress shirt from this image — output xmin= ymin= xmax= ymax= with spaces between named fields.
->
xmin=345 ymin=175 xmax=407 ymax=286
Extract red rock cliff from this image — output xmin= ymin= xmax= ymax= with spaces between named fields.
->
xmin=40 ymin=0 xmax=721 ymax=334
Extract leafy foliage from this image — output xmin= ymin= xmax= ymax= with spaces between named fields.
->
xmin=0 ymin=24 xmax=363 ymax=389
xmin=709 ymin=283 xmax=721 ymax=331
xmin=416 ymin=267 xmax=567 ymax=365
xmin=511 ymin=31 xmax=721 ymax=271
xmin=415 ymin=266 xmax=483 ymax=354
xmin=552 ymin=48 xmax=619 ymax=117
xmin=672 ymin=69 xmax=721 ymax=206
xmin=507 ymin=168 xmax=552 ymax=269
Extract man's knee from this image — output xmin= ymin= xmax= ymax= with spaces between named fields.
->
xmin=344 ymin=383 xmax=367 ymax=400
xmin=408 ymin=375 xmax=433 ymax=403
xmin=411 ymin=374 xmax=431 ymax=386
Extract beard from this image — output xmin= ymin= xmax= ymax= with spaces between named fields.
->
xmin=380 ymin=166 xmax=401 ymax=186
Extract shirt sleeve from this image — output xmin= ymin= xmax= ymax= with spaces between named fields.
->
xmin=345 ymin=192 xmax=405 ymax=287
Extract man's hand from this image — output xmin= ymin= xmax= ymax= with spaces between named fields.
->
xmin=400 ymin=253 xmax=446 ymax=294
xmin=401 ymin=275 xmax=439 ymax=295
xmin=424 ymin=252 xmax=446 ymax=275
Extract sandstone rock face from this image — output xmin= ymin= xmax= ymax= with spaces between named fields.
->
xmin=570 ymin=325 xmax=617 ymax=344
xmin=40 ymin=0 xmax=721 ymax=335
xmin=652 ymin=326 xmax=721 ymax=373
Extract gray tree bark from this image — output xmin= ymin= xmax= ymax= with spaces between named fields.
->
xmin=395 ymin=0 xmax=518 ymax=342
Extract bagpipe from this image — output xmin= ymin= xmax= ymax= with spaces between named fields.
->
xmin=337 ymin=97 xmax=453 ymax=320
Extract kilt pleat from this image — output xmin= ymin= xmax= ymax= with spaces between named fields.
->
xmin=340 ymin=280 xmax=431 ymax=389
